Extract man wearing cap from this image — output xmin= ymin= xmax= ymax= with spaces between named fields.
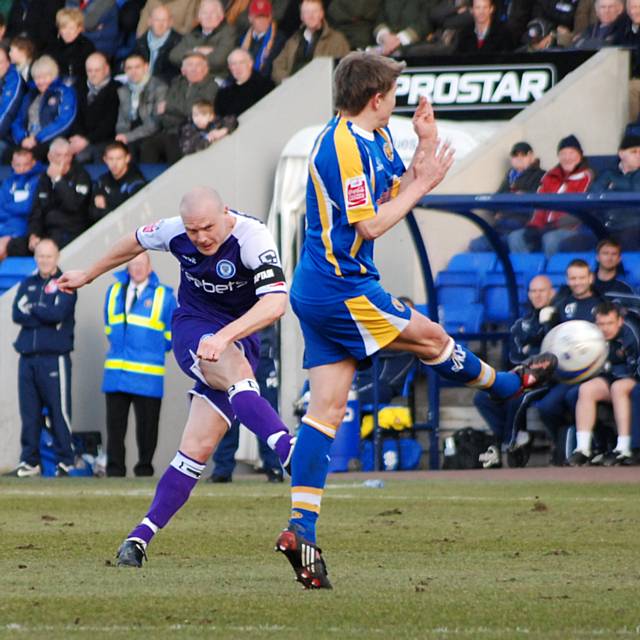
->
xmin=508 ymin=134 xmax=593 ymax=256
xmin=238 ymin=0 xmax=285 ymax=79
xmin=516 ymin=17 xmax=556 ymax=51
xmin=469 ymin=140 xmax=545 ymax=251
xmin=589 ymin=133 xmax=640 ymax=249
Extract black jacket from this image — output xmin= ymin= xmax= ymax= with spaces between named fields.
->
xmin=73 ymin=78 xmax=120 ymax=145
xmin=12 ymin=268 xmax=76 ymax=355
xmin=214 ymin=72 xmax=274 ymax=118
xmin=28 ymin=162 xmax=92 ymax=247
xmin=46 ymin=34 xmax=96 ymax=88
xmin=89 ymin=165 xmax=147 ymax=224
xmin=509 ymin=306 xmax=555 ymax=363
xmin=7 ymin=0 xmax=64 ymax=51
xmin=601 ymin=324 xmax=639 ymax=381
xmin=497 ymin=160 xmax=545 ymax=194
xmin=533 ymin=0 xmax=580 ymax=29
xmin=134 ymin=29 xmax=183 ymax=85
xmin=179 ymin=116 xmax=238 ymax=156
xmin=455 ymin=19 xmax=512 ymax=53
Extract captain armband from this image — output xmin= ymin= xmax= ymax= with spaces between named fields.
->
xmin=253 ymin=263 xmax=286 ymax=296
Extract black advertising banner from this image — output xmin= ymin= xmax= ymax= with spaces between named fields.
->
xmin=394 ymin=51 xmax=596 ymax=119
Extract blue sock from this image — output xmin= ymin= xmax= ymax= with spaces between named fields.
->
xmin=424 ymin=339 xmax=521 ymax=400
xmin=288 ymin=415 xmax=336 ymax=544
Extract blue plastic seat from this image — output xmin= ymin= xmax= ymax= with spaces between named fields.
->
xmin=447 ymin=252 xmax=496 ymax=273
xmin=493 ymin=252 xmax=546 ymax=285
xmin=439 ymin=302 xmax=484 ymax=335
xmin=0 ymin=257 xmax=36 ymax=294
xmin=481 ymin=272 xmax=527 ymax=324
xmin=545 ymin=252 xmax=595 ymax=275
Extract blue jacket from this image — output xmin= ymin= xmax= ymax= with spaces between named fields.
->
xmin=12 ymin=268 xmax=77 ymax=355
xmin=66 ymin=0 xmax=120 ymax=58
xmin=11 ymin=78 xmax=77 ymax=145
xmin=102 ymin=269 xmax=177 ymax=398
xmin=0 ymin=65 xmax=25 ymax=140
xmin=602 ymin=323 xmax=639 ymax=382
xmin=0 ymin=161 xmax=44 ymax=237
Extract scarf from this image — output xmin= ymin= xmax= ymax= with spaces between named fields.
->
xmin=241 ymin=21 xmax=277 ymax=72
xmin=128 ymin=74 xmax=150 ymax=121
xmin=146 ymin=29 xmax=171 ymax=72
xmin=87 ymin=76 xmax=111 ymax=104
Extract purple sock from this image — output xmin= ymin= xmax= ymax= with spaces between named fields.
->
xmin=227 ymin=379 xmax=292 ymax=463
xmin=127 ymin=451 xmax=205 ymax=546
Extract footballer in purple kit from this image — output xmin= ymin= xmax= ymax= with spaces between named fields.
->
xmin=59 ymin=186 xmax=295 ymax=567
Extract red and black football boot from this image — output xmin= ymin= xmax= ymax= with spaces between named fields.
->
xmin=275 ymin=527 xmax=332 ymax=590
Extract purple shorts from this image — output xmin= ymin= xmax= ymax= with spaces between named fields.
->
xmin=172 ymin=308 xmax=260 ymax=425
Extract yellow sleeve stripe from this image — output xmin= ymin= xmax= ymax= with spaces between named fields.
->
xmin=334 ymin=118 xmax=376 ymax=225
xmin=309 ymin=126 xmax=342 ymax=277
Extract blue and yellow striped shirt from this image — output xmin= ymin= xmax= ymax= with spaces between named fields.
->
xmin=294 ymin=116 xmax=406 ymax=300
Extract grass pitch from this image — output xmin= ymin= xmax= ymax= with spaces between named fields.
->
xmin=1 ymin=475 xmax=639 ymax=639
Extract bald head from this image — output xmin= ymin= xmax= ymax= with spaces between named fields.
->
xmin=149 ymin=4 xmax=172 ymax=37
xmin=35 ymin=238 xmax=60 ymax=278
xmin=180 ymin=187 xmax=231 ymax=255
xmin=180 ymin=186 xmax=224 ymax=219
xmin=528 ymin=275 xmax=554 ymax=309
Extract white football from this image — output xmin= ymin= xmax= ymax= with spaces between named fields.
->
xmin=541 ymin=320 xmax=608 ymax=385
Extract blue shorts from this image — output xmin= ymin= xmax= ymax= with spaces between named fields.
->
xmin=172 ymin=308 xmax=260 ymax=425
xmin=291 ymin=281 xmax=412 ymax=368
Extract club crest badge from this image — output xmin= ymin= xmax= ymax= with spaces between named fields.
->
xmin=216 ymin=259 xmax=236 ymax=279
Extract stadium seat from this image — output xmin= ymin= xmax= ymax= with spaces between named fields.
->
xmin=0 ymin=257 xmax=36 ymax=295
xmin=494 ymin=252 xmax=546 ymax=285
xmin=439 ymin=302 xmax=484 ymax=335
xmin=481 ymin=272 xmax=527 ymax=324
xmin=545 ymin=252 xmax=595 ymax=275
xmin=447 ymin=252 xmax=496 ymax=273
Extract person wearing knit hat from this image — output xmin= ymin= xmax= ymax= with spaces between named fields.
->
xmin=508 ymin=133 xmax=593 ymax=256
xmin=557 ymin=134 xmax=583 ymax=155
xmin=589 ymin=132 xmax=640 ymax=249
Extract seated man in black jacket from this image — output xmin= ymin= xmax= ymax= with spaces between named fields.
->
xmin=6 ymin=137 xmax=92 ymax=256
xmin=69 ymin=52 xmax=120 ymax=163
xmin=89 ymin=141 xmax=147 ymax=225
xmin=455 ymin=0 xmax=512 ymax=53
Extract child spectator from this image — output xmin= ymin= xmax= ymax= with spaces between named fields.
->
xmin=46 ymin=8 xmax=95 ymax=88
xmin=0 ymin=148 xmax=42 ymax=261
xmin=89 ymin=141 xmax=146 ymax=224
xmin=9 ymin=35 xmax=35 ymax=83
xmin=179 ymin=99 xmax=237 ymax=156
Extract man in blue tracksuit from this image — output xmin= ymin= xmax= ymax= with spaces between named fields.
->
xmin=0 ymin=148 xmax=43 ymax=260
xmin=7 ymin=238 xmax=77 ymax=477
xmin=103 ymin=252 xmax=177 ymax=477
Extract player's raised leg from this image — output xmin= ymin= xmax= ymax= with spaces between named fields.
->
xmin=389 ymin=309 xmax=557 ymax=398
xmin=117 ymin=395 xmax=227 ymax=567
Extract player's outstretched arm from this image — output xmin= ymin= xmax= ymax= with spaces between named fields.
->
xmin=355 ymin=141 xmax=454 ymax=241
xmin=57 ymin=232 xmax=145 ymax=293
xmin=197 ymin=292 xmax=288 ymax=362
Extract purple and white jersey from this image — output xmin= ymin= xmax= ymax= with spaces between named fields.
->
xmin=135 ymin=210 xmax=287 ymax=320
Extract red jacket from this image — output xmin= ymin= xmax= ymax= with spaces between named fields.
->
xmin=527 ymin=162 xmax=593 ymax=229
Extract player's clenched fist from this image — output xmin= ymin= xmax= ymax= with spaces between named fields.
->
xmin=197 ymin=333 xmax=229 ymax=362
